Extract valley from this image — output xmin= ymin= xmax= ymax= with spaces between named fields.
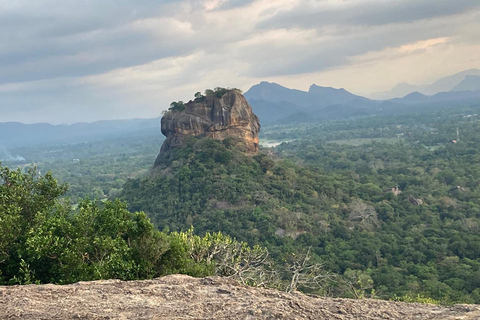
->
xmin=3 ymin=88 xmax=480 ymax=304
xmin=2 ymin=2 xmax=480 ymax=318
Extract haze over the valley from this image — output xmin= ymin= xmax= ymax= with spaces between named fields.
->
xmin=1 ymin=0 xmax=479 ymax=124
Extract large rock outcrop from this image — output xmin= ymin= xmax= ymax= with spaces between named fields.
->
xmin=154 ymin=89 xmax=260 ymax=167
xmin=2 ymin=275 xmax=480 ymax=319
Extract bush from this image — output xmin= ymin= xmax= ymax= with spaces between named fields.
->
xmin=0 ymin=164 xmax=270 ymax=285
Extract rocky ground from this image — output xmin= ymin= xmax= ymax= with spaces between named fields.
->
xmin=1 ymin=274 xmax=480 ymax=319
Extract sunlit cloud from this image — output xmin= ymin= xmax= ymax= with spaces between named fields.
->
xmin=399 ymin=37 xmax=449 ymax=53
xmin=204 ymin=0 xmax=227 ymax=11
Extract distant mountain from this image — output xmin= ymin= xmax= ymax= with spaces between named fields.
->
xmin=372 ymin=68 xmax=480 ymax=99
xmin=4 ymin=76 xmax=480 ymax=150
xmin=379 ymin=89 xmax=480 ymax=115
xmin=307 ymin=84 xmax=371 ymax=106
xmin=245 ymin=81 xmax=308 ymax=104
xmin=246 ymin=80 xmax=480 ymax=125
xmin=0 ymin=117 xmax=161 ymax=149
xmin=245 ymin=82 xmax=379 ymax=125
xmin=390 ymin=92 xmax=429 ymax=105
xmin=377 ymin=82 xmax=427 ymax=100
xmin=245 ymin=99 xmax=302 ymax=125
xmin=452 ymin=75 xmax=480 ymax=92
xmin=430 ymin=90 xmax=480 ymax=102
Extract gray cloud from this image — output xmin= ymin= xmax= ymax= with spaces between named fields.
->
xmin=214 ymin=0 xmax=256 ymax=10
xmin=0 ymin=0 xmax=479 ymax=124
xmin=246 ymin=0 xmax=480 ymax=76
xmin=259 ymin=0 xmax=480 ymax=29
xmin=241 ymin=18 xmax=455 ymax=77
xmin=0 ymin=0 xmax=186 ymax=83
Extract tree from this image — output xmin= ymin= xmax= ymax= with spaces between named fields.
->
xmin=0 ymin=165 xmax=184 ymax=284
xmin=168 ymin=101 xmax=185 ymax=112
xmin=284 ymin=247 xmax=333 ymax=293
xmin=0 ymin=165 xmax=67 ymax=268
xmin=169 ymin=228 xmax=276 ymax=287
xmin=342 ymin=269 xmax=374 ymax=299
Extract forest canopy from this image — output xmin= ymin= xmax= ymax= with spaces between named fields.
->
xmin=0 ymin=164 xmax=271 ymax=285
xmin=4 ymin=103 xmax=480 ymax=304
xmin=123 ymin=104 xmax=480 ymax=304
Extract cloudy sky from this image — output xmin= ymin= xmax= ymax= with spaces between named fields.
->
xmin=1 ymin=0 xmax=480 ymax=124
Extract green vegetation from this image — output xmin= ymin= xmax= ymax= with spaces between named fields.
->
xmin=4 ymin=102 xmax=480 ymax=304
xmin=0 ymin=164 xmax=271 ymax=285
xmin=168 ymin=101 xmax=185 ymax=112
xmin=122 ymin=104 xmax=480 ymax=304
xmin=0 ymin=163 xmax=338 ymax=293
xmin=167 ymin=88 xmax=243 ymax=110
xmin=326 ymin=137 xmax=404 ymax=146
xmin=203 ymin=87 xmax=242 ymax=99
xmin=6 ymin=134 xmax=162 ymax=203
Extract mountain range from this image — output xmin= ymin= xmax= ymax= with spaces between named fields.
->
xmin=244 ymin=71 xmax=480 ymax=125
xmin=371 ymin=68 xmax=480 ymax=99
xmin=1 ymin=68 xmax=479 ymax=149
xmin=0 ymin=117 xmax=160 ymax=150
xmin=245 ymin=82 xmax=380 ymax=125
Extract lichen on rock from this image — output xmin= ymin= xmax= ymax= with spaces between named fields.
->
xmin=154 ymin=89 xmax=260 ymax=167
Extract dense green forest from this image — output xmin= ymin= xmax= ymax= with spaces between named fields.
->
xmin=3 ymin=102 xmax=480 ymax=304
xmin=0 ymin=164 xmax=279 ymax=286
xmin=123 ymin=104 xmax=480 ymax=304
xmin=2 ymin=134 xmax=162 ymax=202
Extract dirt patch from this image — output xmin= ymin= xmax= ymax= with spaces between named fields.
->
xmin=1 ymin=274 xmax=479 ymax=319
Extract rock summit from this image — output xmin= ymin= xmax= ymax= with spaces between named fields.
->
xmin=154 ymin=89 xmax=260 ymax=167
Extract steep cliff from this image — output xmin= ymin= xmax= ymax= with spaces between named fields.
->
xmin=154 ymin=89 xmax=260 ymax=167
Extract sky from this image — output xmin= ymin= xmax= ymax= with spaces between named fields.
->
xmin=1 ymin=0 xmax=479 ymax=124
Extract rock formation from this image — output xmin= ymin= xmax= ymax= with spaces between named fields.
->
xmin=154 ymin=89 xmax=260 ymax=167
xmin=408 ymin=195 xmax=424 ymax=206
xmin=2 ymin=275 xmax=480 ymax=319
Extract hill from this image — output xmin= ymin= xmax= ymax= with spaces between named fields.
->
xmin=156 ymin=88 xmax=260 ymax=166
xmin=2 ymin=274 xmax=480 ymax=320
xmin=372 ymin=68 xmax=480 ymax=99
xmin=244 ymin=82 xmax=378 ymax=125
xmin=244 ymin=80 xmax=480 ymax=126
xmin=452 ymin=75 xmax=480 ymax=92
xmin=5 ymin=89 xmax=480 ymax=304
xmin=123 ymin=101 xmax=480 ymax=304
xmin=0 ymin=117 xmax=160 ymax=149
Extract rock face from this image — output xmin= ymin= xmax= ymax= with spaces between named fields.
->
xmin=154 ymin=89 xmax=260 ymax=167
xmin=408 ymin=195 xmax=424 ymax=206
xmin=2 ymin=275 xmax=480 ymax=320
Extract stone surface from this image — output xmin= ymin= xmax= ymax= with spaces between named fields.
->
xmin=408 ymin=195 xmax=424 ymax=206
xmin=1 ymin=274 xmax=480 ymax=320
xmin=154 ymin=90 xmax=260 ymax=167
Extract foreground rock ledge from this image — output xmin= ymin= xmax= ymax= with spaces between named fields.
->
xmin=1 ymin=275 xmax=479 ymax=320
